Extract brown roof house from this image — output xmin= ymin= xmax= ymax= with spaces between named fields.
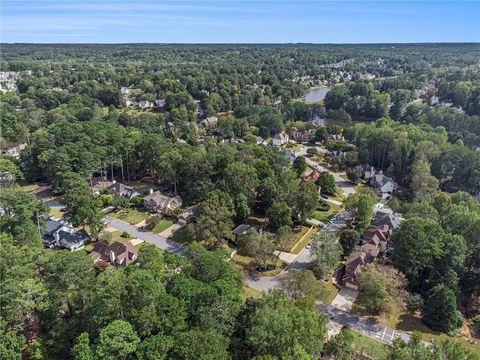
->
xmin=342 ymin=251 xmax=369 ymax=290
xmin=177 ymin=204 xmax=202 ymax=225
xmin=144 ymin=190 xmax=182 ymax=214
xmin=90 ymin=241 xmax=138 ymax=267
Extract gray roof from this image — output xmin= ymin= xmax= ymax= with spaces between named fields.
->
xmin=43 ymin=216 xmax=63 ymax=235
xmin=372 ymin=210 xmax=402 ymax=230
xmin=232 ymin=224 xmax=251 ymax=236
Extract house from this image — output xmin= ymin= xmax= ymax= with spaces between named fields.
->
xmin=304 ymin=170 xmax=320 ymax=181
xmin=256 ymin=136 xmax=266 ymax=145
xmin=370 ymin=171 xmax=396 ymax=193
xmin=362 ymin=225 xmax=391 ymax=253
xmin=342 ymin=251 xmax=369 ymax=290
xmin=123 ymin=99 xmax=132 ymax=108
xmin=232 ymin=224 xmax=253 ymax=243
xmin=144 ymin=190 xmax=182 ymax=214
xmin=272 ymin=132 xmax=289 ymax=146
xmin=90 ymin=241 xmax=138 ymax=267
xmin=120 ymin=86 xmax=131 ymax=95
xmin=291 ymin=130 xmax=313 ymax=143
xmin=139 ymin=100 xmax=154 ymax=109
xmin=42 ymin=216 xmax=90 ymax=251
xmin=201 ymin=116 xmax=218 ymax=127
xmin=90 ymin=177 xmax=113 ymax=195
xmin=273 ymin=99 xmax=282 ymax=107
xmin=284 ymin=150 xmax=296 ymax=162
xmin=106 ymin=181 xmax=140 ymax=200
xmin=4 ymin=143 xmax=27 ymax=159
xmin=177 ymin=204 xmax=202 ymax=225
xmin=371 ymin=209 xmax=402 ymax=230
xmin=155 ymin=99 xmax=166 ymax=109
xmin=329 ymin=134 xmax=344 ymax=141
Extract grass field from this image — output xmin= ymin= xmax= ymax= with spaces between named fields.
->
xmin=317 ymin=279 xmax=340 ymax=304
xmin=233 ymin=253 xmax=288 ymax=277
xmin=152 ymin=219 xmax=173 ymax=234
xmin=313 ymin=202 xmax=342 ymax=223
xmin=277 ymin=226 xmax=310 ymax=252
xmin=170 ymin=225 xmax=195 ymax=244
xmin=19 ymin=182 xmax=41 ymax=192
xmin=49 ymin=207 xmax=64 ymax=219
xmin=344 ymin=328 xmax=389 ymax=359
xmin=242 ymin=284 xmax=263 ymax=301
xmin=111 ymin=208 xmax=149 ymax=225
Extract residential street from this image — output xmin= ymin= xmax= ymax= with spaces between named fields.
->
xmin=104 ymin=216 xmax=186 ymax=254
xmin=294 ymin=145 xmax=356 ymax=196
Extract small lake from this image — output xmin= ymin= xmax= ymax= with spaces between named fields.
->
xmin=304 ymin=87 xmax=331 ymax=103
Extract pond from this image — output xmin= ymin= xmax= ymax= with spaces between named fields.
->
xmin=304 ymin=87 xmax=331 ymax=103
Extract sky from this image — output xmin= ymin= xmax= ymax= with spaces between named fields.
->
xmin=1 ymin=1 xmax=479 ymax=43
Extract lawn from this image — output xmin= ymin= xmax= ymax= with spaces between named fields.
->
xmin=277 ymin=226 xmax=310 ymax=252
xmin=343 ymin=328 xmax=389 ymax=360
xmin=313 ymin=202 xmax=342 ymax=223
xmin=127 ymin=181 xmax=160 ymax=195
xmin=170 ymin=225 xmax=195 ymax=244
xmin=19 ymin=182 xmax=40 ymax=193
xmin=152 ymin=219 xmax=173 ymax=234
xmin=242 ymin=284 xmax=263 ymax=301
xmin=317 ymin=279 xmax=340 ymax=304
xmin=48 ymin=207 xmax=64 ymax=219
xmin=111 ymin=208 xmax=149 ymax=225
xmin=352 ymin=293 xmax=480 ymax=357
xmin=233 ymin=253 xmax=288 ymax=277
xmin=290 ymin=227 xmax=317 ymax=254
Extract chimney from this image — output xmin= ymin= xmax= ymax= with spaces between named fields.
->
xmin=149 ymin=188 xmax=154 ymax=195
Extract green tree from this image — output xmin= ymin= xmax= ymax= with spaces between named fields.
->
xmin=339 ymin=229 xmax=359 ymax=256
xmin=294 ymin=181 xmax=319 ymax=222
xmin=72 ymin=333 xmax=93 ymax=360
xmin=172 ymin=330 xmax=230 ymax=360
xmin=267 ymin=200 xmax=292 ymax=232
xmin=310 ymin=232 xmax=342 ymax=278
xmin=292 ymin=156 xmax=307 ymax=177
xmin=422 ymin=285 xmax=463 ymax=333
xmin=95 ymin=320 xmax=140 ymax=360
xmin=234 ymin=193 xmax=251 ymax=223
xmin=136 ymin=335 xmax=174 ymax=360
xmin=278 ymin=269 xmax=324 ymax=300
xmin=344 ymin=192 xmax=376 ymax=230
xmin=0 ymin=322 xmax=24 ymax=360
xmin=317 ymin=172 xmax=336 ymax=195
xmin=356 ymin=264 xmax=391 ymax=314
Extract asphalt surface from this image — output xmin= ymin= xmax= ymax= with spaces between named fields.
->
xmin=103 ymin=216 xmax=186 ymax=254
xmin=318 ymin=302 xmax=411 ymax=345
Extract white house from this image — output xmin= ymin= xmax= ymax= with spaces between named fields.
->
xmin=272 ymin=132 xmax=289 ymax=146
xmin=370 ymin=172 xmax=396 ymax=194
xmin=139 ymin=100 xmax=153 ymax=109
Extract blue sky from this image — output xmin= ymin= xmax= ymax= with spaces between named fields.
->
xmin=1 ymin=1 xmax=479 ymax=43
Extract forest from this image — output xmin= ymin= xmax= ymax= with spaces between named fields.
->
xmin=1 ymin=43 xmax=479 ymax=359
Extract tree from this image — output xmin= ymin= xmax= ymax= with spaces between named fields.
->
xmin=278 ymin=269 xmax=323 ymax=300
xmin=310 ymin=232 xmax=342 ymax=278
xmin=344 ymin=192 xmax=377 ymax=230
xmin=422 ymin=285 xmax=463 ymax=333
xmin=136 ymin=335 xmax=174 ymax=360
xmin=292 ymin=156 xmax=306 ymax=177
xmin=72 ymin=333 xmax=93 ymax=360
xmin=339 ymin=229 xmax=359 ymax=256
xmin=346 ymin=167 xmax=361 ymax=184
xmin=172 ymin=330 xmax=230 ymax=360
xmin=234 ymin=193 xmax=251 ymax=223
xmin=0 ymin=322 xmax=24 ymax=360
xmin=324 ymin=327 xmax=354 ymax=359
xmin=95 ymin=320 xmax=140 ymax=360
xmin=410 ymin=160 xmax=439 ymax=199
xmin=294 ymin=181 xmax=318 ymax=222
xmin=356 ymin=264 xmax=391 ymax=314
xmin=193 ymin=190 xmax=234 ymax=249
xmin=242 ymin=290 xmax=327 ymax=358
xmin=317 ymin=172 xmax=336 ymax=195
xmin=267 ymin=200 xmax=292 ymax=232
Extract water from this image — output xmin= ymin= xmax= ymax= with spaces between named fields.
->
xmin=304 ymin=87 xmax=331 ymax=103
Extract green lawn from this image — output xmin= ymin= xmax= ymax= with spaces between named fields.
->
xmin=242 ymin=284 xmax=263 ymax=301
xmin=111 ymin=209 xmax=149 ymax=225
xmin=317 ymin=280 xmax=340 ymax=304
xmin=49 ymin=207 xmax=64 ymax=219
xmin=152 ymin=219 xmax=173 ymax=234
xmin=344 ymin=328 xmax=389 ymax=360
xmin=290 ymin=227 xmax=317 ymax=254
xmin=278 ymin=226 xmax=310 ymax=252
xmin=313 ymin=202 xmax=342 ymax=223
xmin=19 ymin=182 xmax=40 ymax=193
xmin=127 ymin=181 xmax=160 ymax=195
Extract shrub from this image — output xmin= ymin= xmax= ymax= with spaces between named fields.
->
xmin=145 ymin=216 xmax=161 ymax=231
xmin=121 ymin=231 xmax=130 ymax=238
xmin=406 ymin=293 xmax=424 ymax=311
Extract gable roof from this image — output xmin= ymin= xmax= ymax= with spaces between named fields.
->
xmin=371 ymin=209 xmax=402 ymax=230
xmin=232 ymin=224 xmax=251 ymax=236
xmin=144 ymin=191 xmax=182 ymax=209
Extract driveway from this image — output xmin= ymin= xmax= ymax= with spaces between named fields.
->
xmin=104 ymin=216 xmax=185 ymax=254
xmin=318 ymin=302 xmax=411 ymax=345
xmin=331 ymin=287 xmax=359 ymax=312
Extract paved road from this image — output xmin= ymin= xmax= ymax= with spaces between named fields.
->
xmin=318 ymin=302 xmax=411 ymax=345
xmin=294 ymin=145 xmax=356 ymax=196
xmin=104 ymin=216 xmax=185 ymax=254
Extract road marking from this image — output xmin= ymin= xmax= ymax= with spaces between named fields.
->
xmin=391 ymin=330 xmax=395 ymax=341
xmin=381 ymin=327 xmax=387 ymax=341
